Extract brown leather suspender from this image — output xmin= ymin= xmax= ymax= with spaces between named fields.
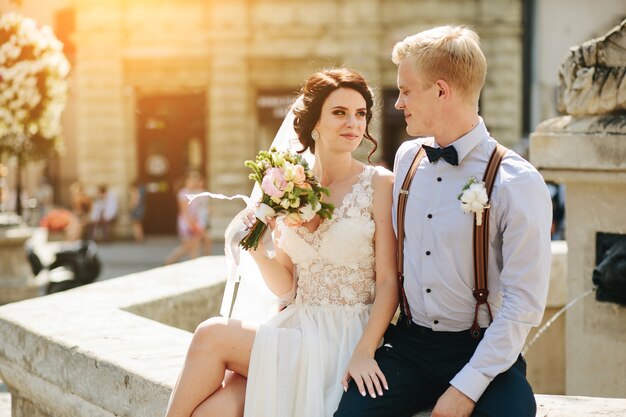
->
xmin=469 ymin=143 xmax=508 ymax=337
xmin=397 ymin=146 xmax=427 ymax=323
xmin=396 ymin=143 xmax=508 ymax=338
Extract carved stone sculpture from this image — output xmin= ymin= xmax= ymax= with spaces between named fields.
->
xmin=558 ymin=18 xmax=626 ymax=116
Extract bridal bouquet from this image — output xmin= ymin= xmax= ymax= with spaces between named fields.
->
xmin=240 ymin=148 xmax=334 ymax=250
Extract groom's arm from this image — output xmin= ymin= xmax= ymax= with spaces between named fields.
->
xmin=432 ymin=159 xmax=552 ymax=417
xmin=449 ymin=159 xmax=553 ymax=403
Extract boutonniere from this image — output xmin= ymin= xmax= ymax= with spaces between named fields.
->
xmin=458 ymin=177 xmax=490 ymax=226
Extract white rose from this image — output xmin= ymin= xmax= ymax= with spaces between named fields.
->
xmin=299 ymin=203 xmax=316 ymax=222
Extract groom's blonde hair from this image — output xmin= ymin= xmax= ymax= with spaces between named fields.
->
xmin=392 ymin=25 xmax=487 ymax=104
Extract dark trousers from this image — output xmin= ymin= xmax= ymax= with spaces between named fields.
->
xmin=334 ymin=322 xmax=536 ymax=417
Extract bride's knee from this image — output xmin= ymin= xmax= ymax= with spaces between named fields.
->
xmin=192 ymin=317 xmax=229 ymax=349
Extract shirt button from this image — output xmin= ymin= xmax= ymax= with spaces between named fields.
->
xmin=426 ymin=251 xmax=431 ymax=256
xmin=434 ymin=320 xmax=439 ymax=325
xmin=427 ymin=214 xmax=433 ymax=219
xmin=437 ymin=177 xmax=442 ymax=182
xmin=426 ymin=288 xmax=431 ymax=293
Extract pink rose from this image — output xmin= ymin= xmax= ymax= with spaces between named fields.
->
xmin=261 ymin=167 xmax=287 ymax=198
xmin=292 ymin=164 xmax=307 ymax=187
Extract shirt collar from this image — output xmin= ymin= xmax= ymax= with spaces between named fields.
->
xmin=436 ymin=117 xmax=488 ymax=164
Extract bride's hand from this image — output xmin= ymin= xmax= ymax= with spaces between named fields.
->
xmin=243 ymin=209 xmax=276 ymax=253
xmin=341 ymin=350 xmax=388 ymax=399
xmin=242 ymin=210 xmax=276 ymax=231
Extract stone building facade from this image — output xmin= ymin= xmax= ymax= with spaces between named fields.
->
xmin=2 ymin=0 xmax=526 ymax=237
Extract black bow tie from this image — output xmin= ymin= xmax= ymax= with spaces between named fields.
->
xmin=422 ymin=144 xmax=459 ymax=166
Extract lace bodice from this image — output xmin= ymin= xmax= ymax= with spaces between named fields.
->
xmin=278 ymin=165 xmax=376 ymax=306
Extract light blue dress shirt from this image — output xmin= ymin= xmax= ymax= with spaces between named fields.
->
xmin=392 ymin=118 xmax=552 ymax=402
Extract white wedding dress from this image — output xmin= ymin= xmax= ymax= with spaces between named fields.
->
xmin=244 ymin=165 xmax=377 ymax=417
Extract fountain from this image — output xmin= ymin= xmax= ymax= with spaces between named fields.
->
xmin=0 ymin=214 xmax=45 ymax=305
xmin=530 ymin=19 xmax=626 ymax=397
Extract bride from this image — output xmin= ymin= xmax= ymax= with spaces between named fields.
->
xmin=164 ymin=68 xmax=399 ymax=417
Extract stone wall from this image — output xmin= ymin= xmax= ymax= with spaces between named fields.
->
xmin=67 ymin=0 xmax=525 ymax=238
xmin=3 ymin=245 xmax=626 ymax=417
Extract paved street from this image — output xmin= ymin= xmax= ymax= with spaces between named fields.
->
xmin=94 ymin=235 xmax=224 ymax=281
xmin=0 ymin=234 xmax=224 ymax=416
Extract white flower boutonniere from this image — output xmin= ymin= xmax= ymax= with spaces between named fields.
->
xmin=458 ymin=177 xmax=490 ymax=226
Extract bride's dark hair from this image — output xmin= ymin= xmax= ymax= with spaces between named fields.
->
xmin=293 ymin=68 xmax=378 ymax=162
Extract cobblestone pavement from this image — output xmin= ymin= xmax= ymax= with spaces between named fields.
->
xmin=0 ymin=234 xmax=224 ymax=416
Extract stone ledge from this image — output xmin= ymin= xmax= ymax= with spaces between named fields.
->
xmin=0 ymin=255 xmax=624 ymax=417
xmin=412 ymin=395 xmax=626 ymax=417
xmin=0 ymin=257 xmax=226 ymax=417
xmin=534 ymin=394 xmax=626 ymax=416
xmin=530 ymin=115 xmax=626 ymax=174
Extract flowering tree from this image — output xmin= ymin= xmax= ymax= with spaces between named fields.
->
xmin=0 ymin=13 xmax=70 ymax=215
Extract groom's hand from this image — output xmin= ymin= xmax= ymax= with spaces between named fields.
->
xmin=341 ymin=351 xmax=388 ymax=399
xmin=431 ymin=386 xmax=475 ymax=417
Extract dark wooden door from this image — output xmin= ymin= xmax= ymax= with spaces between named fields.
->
xmin=136 ymin=94 xmax=206 ymax=234
xmin=382 ymin=89 xmax=412 ymax=169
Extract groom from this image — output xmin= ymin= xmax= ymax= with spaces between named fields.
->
xmin=335 ymin=26 xmax=552 ymax=417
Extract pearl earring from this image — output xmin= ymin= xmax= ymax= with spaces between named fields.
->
xmin=311 ymin=129 xmax=320 ymax=141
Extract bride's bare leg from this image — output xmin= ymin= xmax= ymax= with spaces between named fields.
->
xmin=190 ymin=371 xmax=246 ymax=417
xmin=165 ymin=317 xmax=256 ymax=417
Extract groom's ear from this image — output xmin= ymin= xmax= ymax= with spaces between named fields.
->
xmin=435 ymin=79 xmax=450 ymax=100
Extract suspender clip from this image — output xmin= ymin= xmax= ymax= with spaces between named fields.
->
xmin=472 ymin=289 xmax=490 ymax=303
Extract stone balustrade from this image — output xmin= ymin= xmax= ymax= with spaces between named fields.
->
xmin=1 ymin=250 xmax=625 ymax=417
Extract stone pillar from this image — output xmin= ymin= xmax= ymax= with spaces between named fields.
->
xmin=0 ymin=227 xmax=45 ymax=305
xmin=530 ymin=20 xmax=626 ymax=397
xmin=531 ymin=116 xmax=626 ymax=396
xmin=207 ymin=1 xmax=252 ymax=234
xmin=73 ymin=0 xmax=127 ymax=237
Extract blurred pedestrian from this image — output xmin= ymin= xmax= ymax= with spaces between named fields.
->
xmin=197 ymin=176 xmax=213 ymax=256
xmin=129 ymin=180 xmax=146 ymax=242
xmin=35 ymin=176 xmax=54 ymax=224
xmin=89 ymin=184 xmax=118 ymax=242
xmin=66 ymin=182 xmax=92 ymax=241
xmin=547 ymin=181 xmax=566 ymax=240
xmin=165 ymin=171 xmax=205 ymax=264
